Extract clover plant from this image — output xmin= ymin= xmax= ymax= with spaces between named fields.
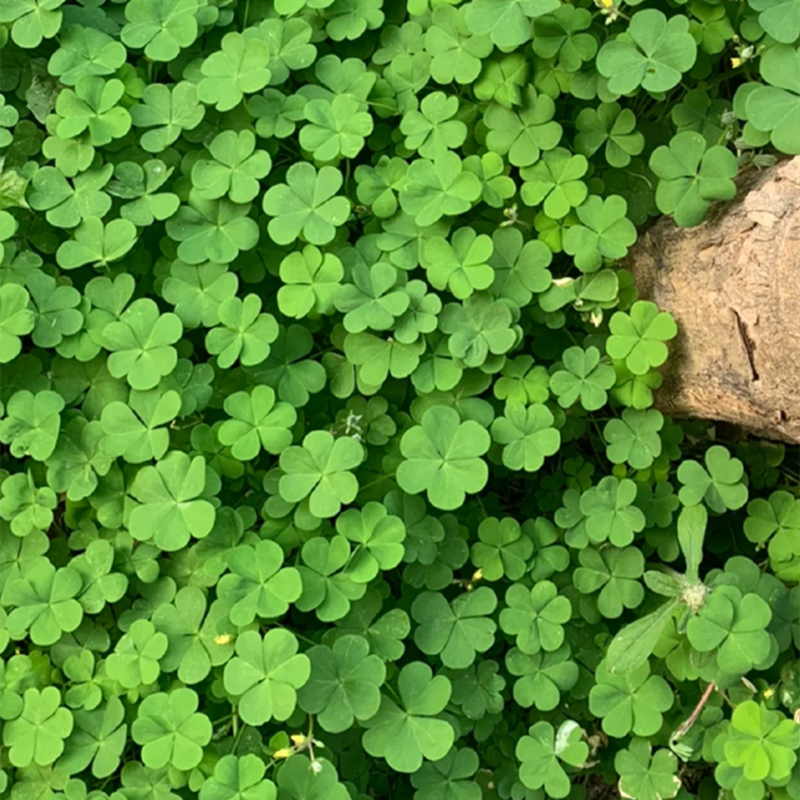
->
xmin=0 ymin=2 xmax=799 ymax=800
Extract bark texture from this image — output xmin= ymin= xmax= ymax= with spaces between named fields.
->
xmin=623 ymin=156 xmax=800 ymax=443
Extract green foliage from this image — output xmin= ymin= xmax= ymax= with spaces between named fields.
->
xmin=0 ymin=3 xmax=798 ymax=800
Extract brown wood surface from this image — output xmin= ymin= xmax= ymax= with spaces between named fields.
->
xmin=623 ymin=157 xmax=800 ymax=442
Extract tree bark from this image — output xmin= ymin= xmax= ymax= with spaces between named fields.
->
xmin=623 ymin=156 xmax=800 ymax=444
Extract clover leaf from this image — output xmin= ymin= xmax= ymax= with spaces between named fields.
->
xmin=263 ymin=162 xmax=350 ymax=246
xmin=604 ymin=408 xmax=664 ymax=470
xmin=423 ymin=228 xmax=494 ymax=300
xmin=650 ymin=131 xmax=738 ymax=227
xmin=121 ymin=0 xmax=198 ymax=61
xmin=334 ymin=262 xmax=409 ymax=333
xmin=573 ymin=545 xmax=645 ymax=618
xmin=191 ymin=130 xmax=271 ymax=205
xmin=563 ymin=195 xmax=637 ymax=273
xmin=470 ymin=516 xmax=533 ymax=582
xmin=131 ymin=688 xmax=211 ymax=771
xmin=362 ymin=661 xmax=453 ymax=773
xmin=217 ymin=539 xmax=302 ymax=625
xmin=223 ymin=629 xmax=310 ymax=726
xmin=199 ymin=754 xmax=275 ymax=800
xmin=298 ymin=635 xmax=386 ymax=733
xmin=130 ymin=82 xmax=205 ymax=153
xmin=589 ymin=659 xmax=673 ymax=738
xmin=465 ymin=0 xmax=560 ymax=49
xmin=198 ymin=32 xmax=271 ymax=112
xmin=686 ymin=585 xmax=771 ymax=675
xmin=615 ymin=739 xmax=681 ymax=800
xmin=3 ymin=561 xmax=83 ymax=646
xmin=677 ymin=445 xmax=749 ymax=513
xmin=499 ymin=581 xmax=571 ymax=654
xmin=399 ymin=152 xmax=482 ymax=227
xmin=105 ymin=619 xmax=168 ymax=690
xmin=746 ymin=45 xmax=800 ymax=155
xmin=520 ymin=148 xmax=588 ymax=218
xmin=128 ymin=452 xmax=216 ymax=551
xmin=279 ymin=430 xmax=363 ymax=518
xmin=516 ymin=720 xmax=589 ymax=798
xmin=484 ymin=86 xmax=562 ymax=168
xmin=336 ymin=501 xmax=406 ymax=582
xmin=575 ymin=102 xmax=645 ymax=168
xmin=412 ymin=587 xmax=497 ymax=669
xmin=491 ymin=403 xmax=561 ymax=473
xmin=506 ymin=644 xmax=578 ymax=712
xmin=580 ymin=476 xmax=646 ymax=547
xmin=0 ymin=389 xmax=64 ymax=461
xmin=597 ymin=10 xmax=697 ymax=94
xmin=2 ymin=687 xmax=73 ymax=767
xmin=0 ymin=472 xmax=57 ymax=537
xmin=205 ymin=294 xmax=278 ymax=368
xmin=218 ymin=386 xmax=296 ymax=461
xmin=397 ymin=406 xmax=490 ymax=511
xmin=278 ymin=245 xmax=343 ymax=319
xmin=723 ymin=701 xmax=800 ymax=782
xmin=300 ymin=95 xmax=373 ymax=161
xmin=607 ymin=301 xmax=677 ymax=376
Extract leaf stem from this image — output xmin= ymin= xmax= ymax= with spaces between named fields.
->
xmin=673 ymin=681 xmax=716 ymax=741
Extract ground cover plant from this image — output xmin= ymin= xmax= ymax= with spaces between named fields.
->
xmin=0 ymin=0 xmax=799 ymax=798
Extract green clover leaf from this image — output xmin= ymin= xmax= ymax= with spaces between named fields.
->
xmin=336 ymin=501 xmax=406 ymax=583
xmin=615 ymin=739 xmax=681 ymax=800
xmin=199 ymin=754 xmax=276 ymax=800
xmin=650 ymin=131 xmax=738 ymax=227
xmin=597 ymin=9 xmax=697 ymax=94
xmin=677 ymin=444 xmax=749 ymax=513
xmin=278 ymin=245 xmax=344 ymax=319
xmin=217 ymin=539 xmax=302 ymax=625
xmin=589 ymin=659 xmax=673 ymax=738
xmin=606 ymin=300 xmax=677 ymax=375
xmin=223 ymin=629 xmax=310 ymax=726
xmin=361 ymin=661 xmax=454 ymax=773
xmin=121 ymin=0 xmax=198 ymax=61
xmin=2 ymin=687 xmax=73 ymax=768
xmin=499 ymin=581 xmax=571 ymax=654
xmin=491 ymin=403 xmax=561 ymax=473
xmin=516 ymin=720 xmax=589 ymax=798
xmin=470 ymin=516 xmax=533 ymax=582
xmin=412 ymin=587 xmax=497 ymax=669
xmin=198 ymin=32 xmax=271 ymax=112
xmin=520 ymin=148 xmax=588 ymax=218
xmin=506 ymin=644 xmax=578 ymax=712
xmin=575 ymin=102 xmax=645 ymax=168
xmin=686 ymin=585 xmax=771 ymax=675
xmin=297 ymin=635 xmax=386 ymax=733
xmin=484 ymin=86 xmax=562 ymax=168
xmin=580 ymin=476 xmax=646 ymax=547
xmin=603 ymin=408 xmax=664 ymax=470
xmin=423 ymin=227 xmax=494 ymax=300
xmin=191 ymin=130 xmax=271 ymax=205
xmin=131 ymin=688 xmax=211 ymax=771
xmin=573 ymin=546 xmax=645 ymax=619
xmin=279 ymin=430 xmax=363 ymax=518
xmin=128 ymin=451 xmax=217 ymax=551
xmin=563 ymin=195 xmax=637 ymax=273
xmin=397 ymin=406 xmax=490 ymax=511
xmin=263 ymin=162 xmax=350 ymax=246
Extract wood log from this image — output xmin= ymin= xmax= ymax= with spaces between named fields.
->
xmin=623 ymin=156 xmax=800 ymax=443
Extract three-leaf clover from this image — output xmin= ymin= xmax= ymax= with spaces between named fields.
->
xmin=499 ymin=581 xmax=571 ymax=654
xmin=606 ymin=301 xmax=678 ymax=375
xmin=650 ymin=131 xmax=738 ymax=227
xmin=361 ymin=661 xmax=454 ymax=773
xmin=217 ymin=540 xmax=303 ymax=625
xmin=551 ymin=346 xmax=616 ymax=411
xmin=131 ymin=688 xmax=211 ymax=771
xmin=199 ymin=754 xmax=276 ymax=800
xmin=563 ymin=195 xmax=637 ymax=273
xmin=603 ymin=408 xmax=664 ymax=470
xmin=573 ymin=546 xmax=645 ymax=618
xmin=470 ymin=516 xmax=534 ymax=581
xmin=297 ymin=635 xmax=386 ymax=733
xmin=278 ymin=245 xmax=344 ymax=318
xmin=128 ymin=452 xmax=216 ymax=551
xmin=589 ymin=659 xmax=673 ymax=737
xmin=218 ymin=386 xmax=297 ymax=461
xmin=520 ymin=148 xmax=588 ymax=218
xmin=336 ymin=501 xmax=406 ymax=582
xmin=263 ymin=163 xmax=351 ymax=246
xmin=223 ymin=629 xmax=310 ymax=726
xmin=423 ymin=228 xmax=494 ymax=299
xmin=516 ymin=720 xmax=589 ymax=798
xmin=506 ymin=644 xmax=578 ymax=712
xmin=677 ymin=445 xmax=749 ymax=513
xmin=597 ymin=9 xmax=697 ymax=94
xmin=2 ymin=687 xmax=73 ymax=767
xmin=198 ymin=32 xmax=271 ymax=112
xmin=491 ymin=403 xmax=561 ymax=473
xmin=412 ymin=587 xmax=497 ymax=669
xmin=614 ymin=739 xmax=681 ymax=800
xmin=279 ymin=430 xmax=363 ymax=518
xmin=397 ymin=406 xmax=490 ymax=511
